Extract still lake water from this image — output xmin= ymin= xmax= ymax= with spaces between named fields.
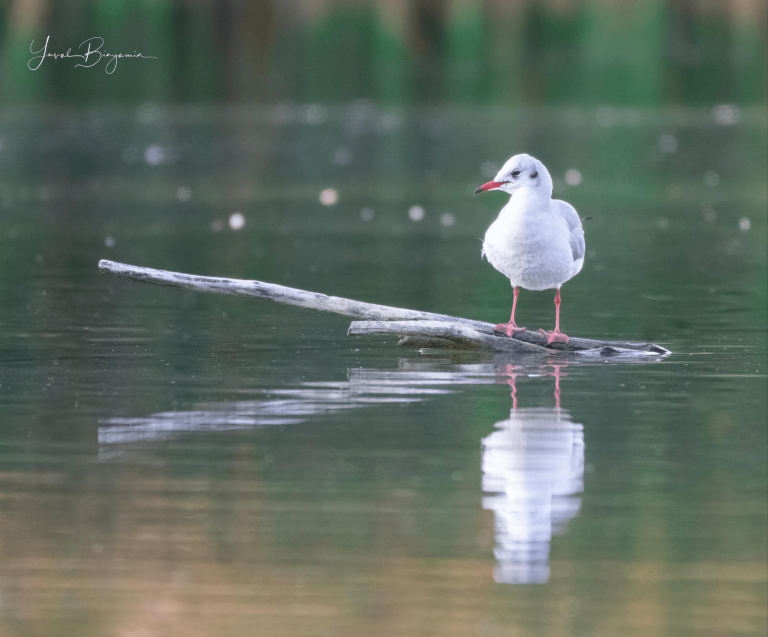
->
xmin=0 ymin=105 xmax=765 ymax=635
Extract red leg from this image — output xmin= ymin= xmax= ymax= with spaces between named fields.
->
xmin=494 ymin=286 xmax=526 ymax=337
xmin=509 ymin=373 xmax=518 ymax=410
xmin=495 ymin=364 xmax=519 ymax=408
xmin=538 ymin=289 xmax=569 ymax=345
xmin=546 ymin=361 xmax=567 ymax=408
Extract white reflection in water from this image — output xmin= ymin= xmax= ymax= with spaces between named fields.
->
xmin=98 ymin=363 xmax=509 ymax=446
xmin=482 ymin=406 xmax=584 ymax=585
xmin=482 ymin=364 xmax=585 ymax=584
xmin=99 ymin=385 xmax=448 ymax=446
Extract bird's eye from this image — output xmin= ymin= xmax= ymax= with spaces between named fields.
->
xmin=511 ymin=170 xmax=520 ymax=178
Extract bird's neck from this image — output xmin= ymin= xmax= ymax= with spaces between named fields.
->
xmin=508 ymin=186 xmax=551 ymax=209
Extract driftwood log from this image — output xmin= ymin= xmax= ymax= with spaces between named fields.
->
xmin=98 ymin=260 xmax=670 ymax=356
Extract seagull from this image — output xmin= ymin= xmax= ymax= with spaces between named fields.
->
xmin=475 ymin=154 xmax=585 ymax=345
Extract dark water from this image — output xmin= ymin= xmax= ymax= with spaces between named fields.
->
xmin=0 ymin=105 xmax=765 ymax=635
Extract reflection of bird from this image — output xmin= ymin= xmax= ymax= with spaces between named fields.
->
xmin=475 ymin=154 xmax=585 ymax=344
xmin=482 ymin=406 xmax=584 ymax=585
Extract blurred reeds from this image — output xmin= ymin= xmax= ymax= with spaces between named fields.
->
xmin=0 ymin=0 xmax=765 ymax=105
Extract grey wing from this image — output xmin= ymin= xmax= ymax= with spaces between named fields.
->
xmin=553 ymin=199 xmax=585 ymax=261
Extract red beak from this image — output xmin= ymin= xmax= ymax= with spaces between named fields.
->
xmin=474 ymin=180 xmax=503 ymax=194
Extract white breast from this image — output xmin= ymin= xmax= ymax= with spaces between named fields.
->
xmin=482 ymin=197 xmax=576 ymax=291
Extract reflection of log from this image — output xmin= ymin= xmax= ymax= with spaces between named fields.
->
xmin=99 ymin=260 xmax=670 ymax=355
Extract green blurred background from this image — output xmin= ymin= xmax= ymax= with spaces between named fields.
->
xmin=1 ymin=0 xmax=766 ymax=106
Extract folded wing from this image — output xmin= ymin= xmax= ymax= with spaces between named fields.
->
xmin=553 ymin=199 xmax=585 ymax=278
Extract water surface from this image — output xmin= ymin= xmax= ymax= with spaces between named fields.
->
xmin=0 ymin=105 xmax=765 ymax=636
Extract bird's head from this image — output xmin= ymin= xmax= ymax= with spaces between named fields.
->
xmin=474 ymin=154 xmax=553 ymax=198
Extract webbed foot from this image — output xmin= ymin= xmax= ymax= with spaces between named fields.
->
xmin=538 ymin=328 xmax=569 ymax=345
xmin=494 ymin=323 xmax=526 ymax=338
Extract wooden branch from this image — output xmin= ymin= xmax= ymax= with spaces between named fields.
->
xmin=348 ymin=321 xmax=671 ymax=356
xmin=98 ymin=260 xmax=670 ymax=355
xmin=348 ymin=320 xmax=545 ymax=353
xmin=99 ymin=259 xmax=491 ymax=331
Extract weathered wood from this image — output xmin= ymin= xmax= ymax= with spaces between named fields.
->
xmin=98 ymin=260 xmax=670 ymax=355
xmin=504 ymin=329 xmax=671 ymax=354
xmin=398 ymin=336 xmax=457 ymax=350
xmin=348 ymin=321 xmax=546 ymax=353
xmin=99 ymin=259 xmax=492 ymax=330
xmin=350 ymin=321 xmax=671 ymax=356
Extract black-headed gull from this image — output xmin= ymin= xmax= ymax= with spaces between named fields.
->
xmin=475 ymin=154 xmax=585 ymax=344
